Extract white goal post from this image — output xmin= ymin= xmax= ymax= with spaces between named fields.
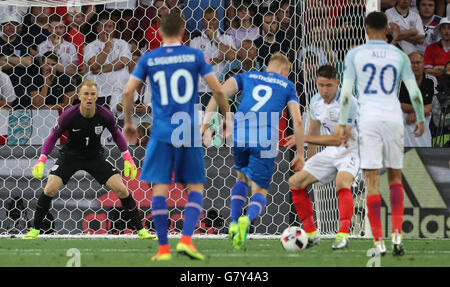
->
xmin=0 ymin=0 xmax=372 ymax=239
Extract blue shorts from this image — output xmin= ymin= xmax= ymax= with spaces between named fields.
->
xmin=233 ymin=146 xmax=275 ymax=190
xmin=140 ymin=138 xmax=206 ymax=184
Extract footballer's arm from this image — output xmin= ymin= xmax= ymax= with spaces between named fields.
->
xmin=202 ymin=75 xmax=235 ymax=133
xmin=307 ymin=117 xmax=321 ymax=158
xmin=122 ymin=76 xmax=142 ymax=143
xmin=287 ymin=101 xmax=305 ymax=171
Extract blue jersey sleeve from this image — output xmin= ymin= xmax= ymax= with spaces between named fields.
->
xmin=286 ymin=83 xmax=299 ymax=104
xmin=131 ymin=53 xmax=148 ymax=82
xmin=197 ymin=50 xmax=214 ymax=77
xmin=232 ymin=73 xmax=244 ymax=91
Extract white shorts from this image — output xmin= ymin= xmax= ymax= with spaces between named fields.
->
xmin=359 ymin=120 xmax=404 ymax=170
xmin=303 ymin=147 xmax=360 ymax=184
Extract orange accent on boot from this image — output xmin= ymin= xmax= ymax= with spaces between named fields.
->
xmin=180 ymin=235 xmax=193 ymax=246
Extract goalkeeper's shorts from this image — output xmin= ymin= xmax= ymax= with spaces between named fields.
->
xmin=49 ymin=152 xmax=119 ymax=185
xmin=140 ymin=138 xmax=206 ymax=184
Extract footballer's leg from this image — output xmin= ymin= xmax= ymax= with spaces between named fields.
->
xmin=23 ymin=175 xmax=63 ymax=239
xmin=229 ymin=171 xmax=251 ymax=243
xmin=233 ymin=183 xmax=268 ymax=250
xmin=151 ymin=184 xmax=171 ymax=261
xmin=289 ymin=170 xmax=320 ymax=247
xmin=387 ymin=168 xmax=405 ymax=256
xmin=364 ymin=169 xmax=386 ymax=256
xmin=332 ymin=171 xmax=354 ymax=250
xmin=176 ymin=184 xmax=205 ymax=260
xmin=105 ymin=174 xmax=156 ymax=240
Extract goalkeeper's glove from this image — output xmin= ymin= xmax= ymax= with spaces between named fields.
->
xmin=122 ymin=151 xmax=137 ymax=180
xmin=32 ymin=155 xmax=47 ymax=179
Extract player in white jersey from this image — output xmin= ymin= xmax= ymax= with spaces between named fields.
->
xmin=287 ymin=65 xmax=359 ymax=250
xmin=338 ymin=12 xmax=425 ymax=256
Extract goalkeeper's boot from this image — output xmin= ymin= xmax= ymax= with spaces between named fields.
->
xmin=373 ymin=240 xmax=387 ymax=256
xmin=332 ymin=232 xmax=349 ymax=250
xmin=22 ymin=228 xmax=40 ymax=239
xmin=137 ymin=228 xmax=157 ymax=240
xmin=176 ymin=242 xmax=205 ymax=260
xmin=305 ymin=231 xmax=320 ymax=249
xmin=151 ymin=245 xmax=171 ymax=261
xmin=391 ymin=231 xmax=405 ymax=257
xmin=228 ymin=221 xmax=238 ymax=242
xmin=233 ymin=215 xmax=250 ymax=250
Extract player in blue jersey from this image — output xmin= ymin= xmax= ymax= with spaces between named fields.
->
xmin=338 ymin=12 xmax=425 ymax=256
xmin=203 ymin=52 xmax=305 ymax=250
xmin=122 ymin=13 xmax=230 ymax=261
xmin=22 ymin=80 xmax=155 ymax=240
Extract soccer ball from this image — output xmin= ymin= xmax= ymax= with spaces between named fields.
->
xmin=280 ymin=226 xmax=308 ymax=251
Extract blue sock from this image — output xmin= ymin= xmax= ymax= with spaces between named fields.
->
xmin=245 ymin=193 xmax=266 ymax=222
xmin=152 ymin=196 xmax=169 ymax=246
xmin=182 ymin=191 xmax=203 ymax=237
xmin=230 ymin=181 xmax=248 ymax=222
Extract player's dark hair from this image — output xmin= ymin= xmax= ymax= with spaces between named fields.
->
xmin=160 ymin=13 xmax=185 ymax=37
xmin=317 ymin=65 xmax=337 ymax=79
xmin=42 ymin=51 xmax=59 ymax=63
xmin=365 ymin=11 xmax=387 ymax=31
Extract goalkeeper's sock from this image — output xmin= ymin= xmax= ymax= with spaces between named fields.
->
xmin=181 ymin=191 xmax=203 ymax=237
xmin=230 ymin=181 xmax=249 ymax=222
xmin=291 ymin=188 xmax=316 ymax=233
xmin=245 ymin=193 xmax=266 ymax=222
xmin=152 ymin=196 xmax=169 ymax=246
xmin=390 ymin=183 xmax=404 ymax=234
xmin=120 ymin=194 xmax=143 ymax=231
xmin=337 ymin=188 xmax=353 ymax=234
xmin=33 ymin=192 xmax=53 ymax=230
xmin=367 ymin=193 xmax=383 ymax=242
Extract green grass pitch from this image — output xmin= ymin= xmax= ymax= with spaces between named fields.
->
xmin=1 ymin=238 xmax=449 ymax=267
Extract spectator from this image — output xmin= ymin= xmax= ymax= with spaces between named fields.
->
xmin=0 ymin=5 xmax=28 ymax=25
xmin=424 ymin=17 xmax=450 ymax=79
xmin=135 ymin=0 xmax=163 ymax=49
xmin=220 ymin=39 xmax=264 ymax=81
xmin=431 ymin=60 xmax=450 ymax=146
xmin=417 ymin=0 xmax=442 ymax=55
xmin=37 ymin=15 xmax=78 ymax=76
xmin=144 ymin=2 xmax=170 ymax=51
xmin=0 ymin=70 xmax=17 ymax=109
xmin=399 ymin=52 xmax=435 ymax=147
xmin=65 ymin=6 xmax=90 ymax=75
xmin=0 ymin=15 xmax=36 ymax=109
xmin=104 ymin=0 xmax=138 ymax=44
xmin=226 ymin=3 xmax=259 ymax=48
xmin=386 ymin=0 xmax=425 ymax=54
xmin=22 ymin=7 xmax=52 ymax=56
xmin=116 ymin=49 xmax=152 ymax=127
xmin=84 ymin=12 xmax=131 ymax=109
xmin=273 ymin=0 xmax=294 ymax=56
xmin=334 ymin=0 xmax=366 ymax=61
xmin=298 ymin=21 xmax=336 ymax=68
xmin=254 ymin=11 xmax=281 ymax=67
xmin=184 ymin=0 xmax=225 ymax=34
xmin=29 ymin=52 xmax=76 ymax=110
xmin=189 ymin=7 xmax=237 ymax=109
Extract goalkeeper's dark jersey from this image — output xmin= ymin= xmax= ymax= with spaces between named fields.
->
xmin=41 ymin=104 xmax=128 ymax=158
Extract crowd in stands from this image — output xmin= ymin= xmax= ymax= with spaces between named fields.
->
xmin=0 ymin=0 xmax=449 ymax=147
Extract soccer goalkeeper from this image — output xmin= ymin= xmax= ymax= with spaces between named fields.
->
xmin=23 ymin=80 xmax=156 ymax=240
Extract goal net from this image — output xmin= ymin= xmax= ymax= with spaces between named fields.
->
xmin=0 ymin=0 xmax=370 ymax=238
